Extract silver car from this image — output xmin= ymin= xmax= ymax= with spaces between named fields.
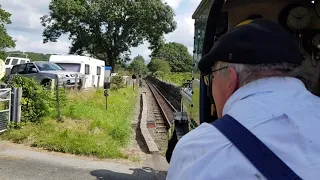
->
xmin=9 ymin=61 xmax=83 ymax=88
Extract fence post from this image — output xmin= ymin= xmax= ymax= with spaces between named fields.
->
xmin=12 ymin=88 xmax=17 ymax=123
xmin=51 ymin=79 xmax=55 ymax=95
xmin=126 ymin=77 xmax=128 ymax=87
xmin=105 ymin=89 xmax=108 ymax=110
xmin=12 ymin=87 xmax=22 ymax=123
xmin=75 ymin=74 xmax=78 ymax=90
xmin=97 ymin=76 xmax=100 ymax=88
xmin=16 ymin=88 xmax=22 ymax=123
xmin=56 ymin=76 xmax=61 ymax=121
xmin=82 ymin=76 xmax=86 ymax=89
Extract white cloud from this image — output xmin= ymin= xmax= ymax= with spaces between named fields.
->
xmin=164 ymin=0 xmax=201 ymax=55
xmin=11 ymin=35 xmax=70 ymax=55
xmin=165 ymin=15 xmax=194 ymax=47
xmin=162 ymin=0 xmax=184 ymax=9
xmin=2 ymin=0 xmax=45 ymax=32
xmin=130 ymin=42 xmax=152 ymax=62
xmin=189 ymin=0 xmax=202 ymax=7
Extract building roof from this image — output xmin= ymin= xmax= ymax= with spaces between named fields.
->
xmin=192 ymin=0 xmax=213 ymax=19
xmin=193 ymin=0 xmax=295 ymax=14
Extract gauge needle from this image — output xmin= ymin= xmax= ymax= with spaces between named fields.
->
xmin=289 ymin=14 xmax=304 ymax=19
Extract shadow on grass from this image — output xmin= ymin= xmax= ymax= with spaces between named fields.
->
xmin=90 ymin=167 xmax=167 ymax=180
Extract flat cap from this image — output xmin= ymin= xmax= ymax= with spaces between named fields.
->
xmin=198 ymin=18 xmax=302 ymax=74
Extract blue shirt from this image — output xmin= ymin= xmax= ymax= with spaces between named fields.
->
xmin=167 ymin=77 xmax=320 ymax=180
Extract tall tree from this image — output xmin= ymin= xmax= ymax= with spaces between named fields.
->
xmin=128 ymin=55 xmax=148 ymax=75
xmin=0 ymin=6 xmax=15 ymax=59
xmin=151 ymin=42 xmax=193 ymax=72
xmin=41 ymin=0 xmax=176 ymax=68
xmin=147 ymin=58 xmax=171 ymax=74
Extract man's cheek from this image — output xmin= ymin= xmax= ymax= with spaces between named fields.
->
xmin=212 ymin=88 xmax=221 ymax=104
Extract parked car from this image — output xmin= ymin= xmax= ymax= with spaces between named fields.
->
xmin=5 ymin=55 xmax=31 ymax=76
xmin=8 ymin=61 xmax=83 ymax=88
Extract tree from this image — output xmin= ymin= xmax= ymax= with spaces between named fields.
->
xmin=41 ymin=0 xmax=176 ymax=69
xmin=114 ymin=61 xmax=129 ymax=76
xmin=114 ymin=63 xmax=126 ymax=71
xmin=25 ymin=52 xmax=52 ymax=61
xmin=0 ymin=6 xmax=15 ymax=59
xmin=147 ymin=58 xmax=171 ymax=74
xmin=151 ymin=42 xmax=193 ymax=72
xmin=5 ymin=51 xmax=53 ymax=61
xmin=128 ymin=55 xmax=148 ymax=75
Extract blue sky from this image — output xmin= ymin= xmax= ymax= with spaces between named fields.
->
xmin=0 ymin=0 xmax=201 ymax=63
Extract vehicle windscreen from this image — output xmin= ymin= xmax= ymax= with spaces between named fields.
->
xmin=55 ymin=63 xmax=81 ymax=72
xmin=35 ymin=62 xmax=64 ymax=71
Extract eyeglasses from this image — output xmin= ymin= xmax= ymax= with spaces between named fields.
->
xmin=203 ymin=66 xmax=228 ymax=87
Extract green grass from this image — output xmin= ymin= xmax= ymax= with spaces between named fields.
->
xmin=159 ymin=72 xmax=192 ymax=86
xmin=2 ymin=88 xmax=138 ymax=159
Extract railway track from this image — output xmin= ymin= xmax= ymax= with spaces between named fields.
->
xmin=146 ymin=76 xmax=181 ymax=111
xmin=146 ymin=81 xmax=177 ymax=130
xmin=145 ymin=80 xmax=177 ymax=153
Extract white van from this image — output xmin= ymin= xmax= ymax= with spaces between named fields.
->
xmin=5 ymin=55 xmax=31 ymax=75
xmin=49 ymin=55 xmax=105 ymax=88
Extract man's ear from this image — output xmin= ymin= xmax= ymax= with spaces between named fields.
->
xmin=226 ymin=67 xmax=238 ymax=97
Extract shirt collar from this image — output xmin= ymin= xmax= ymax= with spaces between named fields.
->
xmin=222 ymin=77 xmax=307 ymax=116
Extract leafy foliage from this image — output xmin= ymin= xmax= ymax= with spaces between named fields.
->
xmin=114 ymin=63 xmax=130 ymax=76
xmin=147 ymin=58 xmax=171 ymax=74
xmin=150 ymin=42 xmax=193 ymax=72
xmin=153 ymin=71 xmax=166 ymax=79
xmin=110 ymin=76 xmax=125 ymax=90
xmin=128 ymin=55 xmax=148 ymax=75
xmin=157 ymin=72 xmax=192 ymax=86
xmin=41 ymin=0 xmax=176 ymax=68
xmin=8 ymin=75 xmax=68 ymax=123
xmin=0 ymin=6 xmax=15 ymax=59
xmin=8 ymin=76 xmax=51 ymax=123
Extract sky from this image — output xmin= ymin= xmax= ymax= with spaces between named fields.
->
xmin=0 ymin=0 xmax=201 ymax=63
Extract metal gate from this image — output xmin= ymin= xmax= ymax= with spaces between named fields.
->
xmin=0 ymin=88 xmax=11 ymax=132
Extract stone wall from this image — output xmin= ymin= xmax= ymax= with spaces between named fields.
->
xmin=145 ymin=76 xmax=181 ymax=110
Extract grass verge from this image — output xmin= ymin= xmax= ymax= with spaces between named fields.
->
xmin=2 ymin=88 xmax=139 ymax=159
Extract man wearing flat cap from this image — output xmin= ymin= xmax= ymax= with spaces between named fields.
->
xmin=167 ymin=19 xmax=320 ymax=179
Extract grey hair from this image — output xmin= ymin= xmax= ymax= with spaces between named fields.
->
xmin=213 ymin=61 xmax=314 ymax=89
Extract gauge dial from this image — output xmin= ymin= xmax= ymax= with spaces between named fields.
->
xmin=279 ymin=4 xmax=312 ymax=32
xmin=302 ymin=30 xmax=320 ymax=54
xmin=312 ymin=33 xmax=320 ymax=50
xmin=287 ymin=6 xmax=312 ymax=30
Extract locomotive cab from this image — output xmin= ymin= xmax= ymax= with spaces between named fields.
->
xmin=166 ymin=0 xmax=320 ymax=162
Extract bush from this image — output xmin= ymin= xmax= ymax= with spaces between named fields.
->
xmin=148 ymin=58 xmax=171 ymax=74
xmin=110 ymin=76 xmax=125 ymax=90
xmin=156 ymin=72 xmax=192 ymax=86
xmin=8 ymin=76 xmax=57 ymax=123
xmin=154 ymin=71 xmax=166 ymax=79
